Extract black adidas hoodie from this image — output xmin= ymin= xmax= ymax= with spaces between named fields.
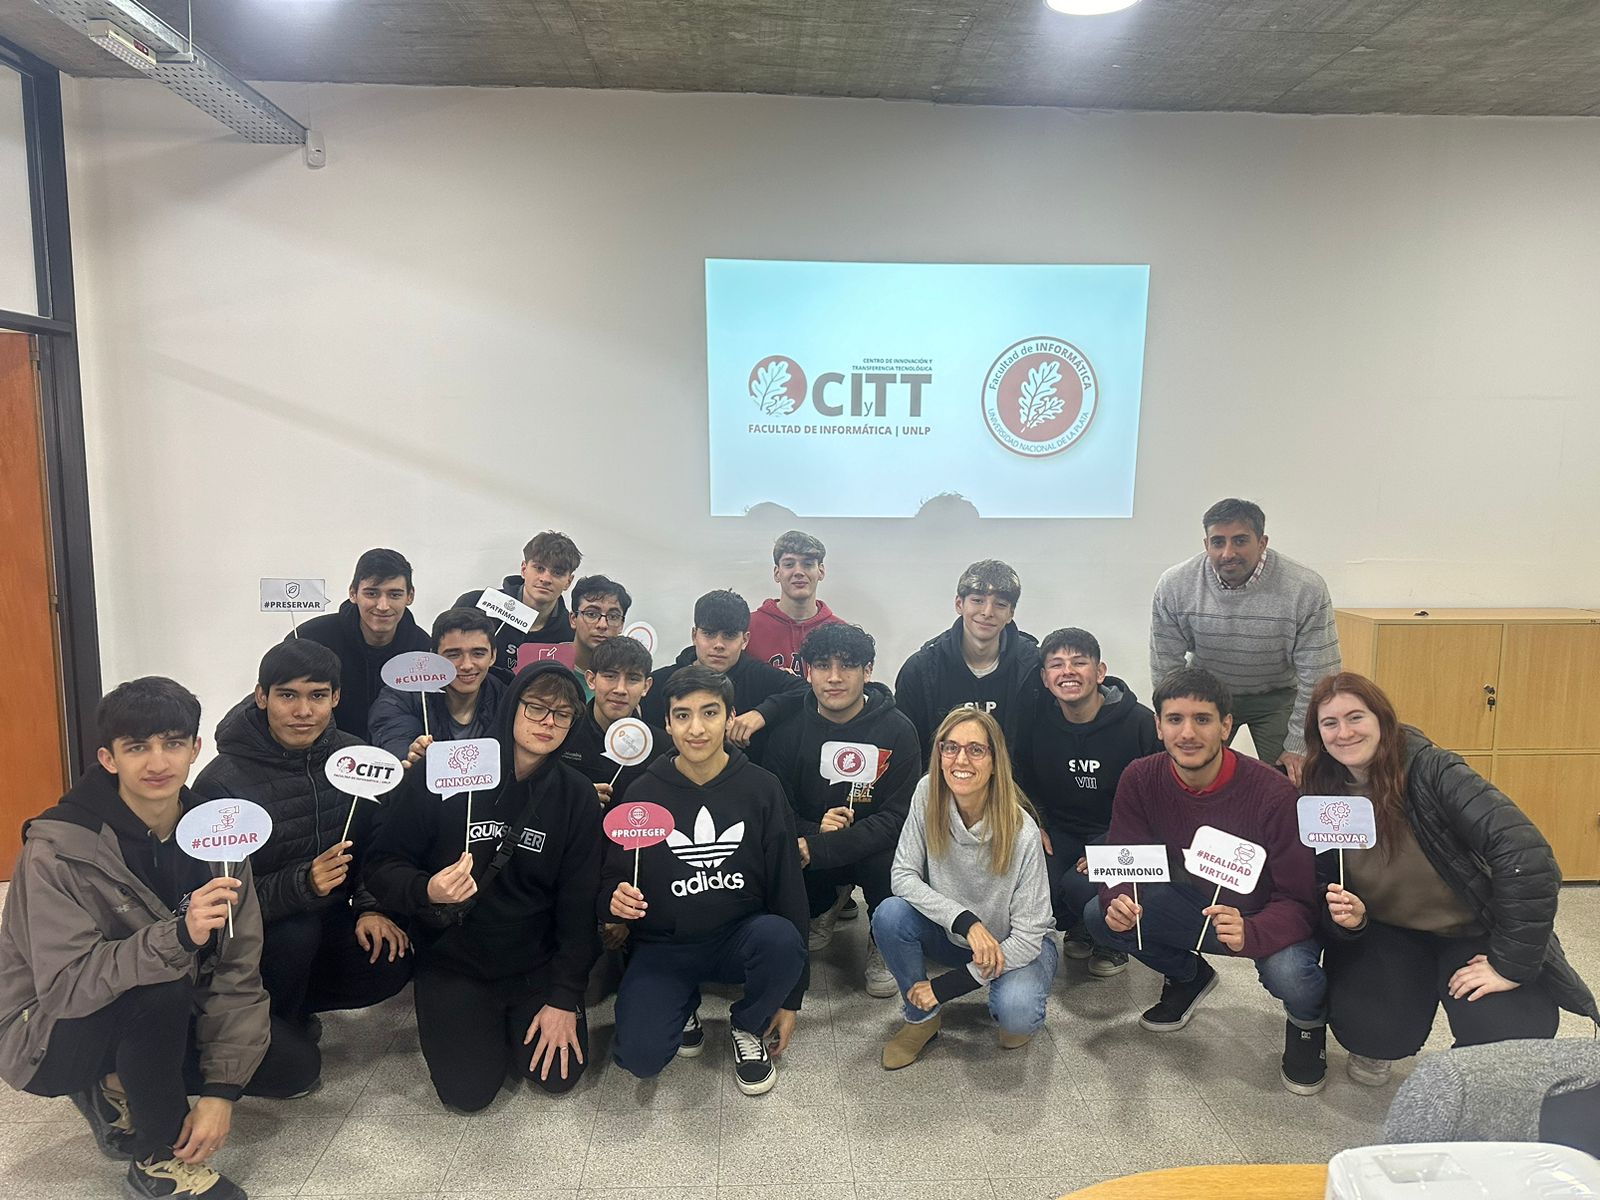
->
xmin=759 ymin=682 xmax=921 ymax=872
xmin=1011 ymin=677 xmax=1160 ymax=838
xmin=893 ymin=618 xmax=1041 ymax=764
xmin=364 ymin=662 xmax=602 ymax=1007
xmin=640 ymin=648 xmax=807 ymax=761
xmin=601 ymin=748 xmax=809 ymax=1011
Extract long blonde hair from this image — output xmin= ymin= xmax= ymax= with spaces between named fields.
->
xmin=924 ymin=707 xmax=1033 ymax=875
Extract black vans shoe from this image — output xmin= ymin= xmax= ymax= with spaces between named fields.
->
xmin=70 ymin=1080 xmax=134 ymax=1160
xmin=729 ymin=1026 xmax=776 ymax=1096
xmin=676 ymin=1010 xmax=705 ymax=1059
xmin=1281 ymin=1020 xmax=1327 ymax=1095
xmin=1138 ymin=957 xmax=1218 ymax=1032
xmin=124 ymin=1155 xmax=247 ymax=1199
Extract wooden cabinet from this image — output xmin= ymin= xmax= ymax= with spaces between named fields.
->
xmin=1336 ymin=608 xmax=1600 ymax=880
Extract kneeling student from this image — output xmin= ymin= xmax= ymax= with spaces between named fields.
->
xmin=369 ymin=607 xmax=507 ymax=766
xmin=562 ymin=633 xmax=668 ymax=807
xmin=0 ymin=677 xmax=318 ymax=1200
xmin=1085 ymin=667 xmax=1327 ymax=1095
xmin=873 ymin=708 xmax=1057 ymax=1070
xmin=365 ymin=663 xmax=603 ymax=1112
xmin=607 ymin=666 xmax=809 ymax=1096
xmin=761 ymin=622 xmax=919 ymax=997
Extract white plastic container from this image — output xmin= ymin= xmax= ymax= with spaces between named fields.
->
xmin=1327 ymin=1142 xmax=1600 ymax=1199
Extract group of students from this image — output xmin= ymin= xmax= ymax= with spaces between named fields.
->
xmin=2 ymin=503 xmax=1596 ymax=1200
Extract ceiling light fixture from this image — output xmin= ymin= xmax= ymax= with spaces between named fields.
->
xmin=1044 ymin=0 xmax=1142 ymax=14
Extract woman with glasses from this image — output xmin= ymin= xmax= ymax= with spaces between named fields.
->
xmin=366 ymin=662 xmax=606 ymax=1110
xmin=871 ymin=708 xmax=1057 ymax=1069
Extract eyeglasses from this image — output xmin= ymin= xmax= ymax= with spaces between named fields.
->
xmin=521 ymin=701 xmax=577 ymax=727
xmin=577 ymin=608 xmax=626 ymax=626
xmin=937 ymin=740 xmax=991 ymax=762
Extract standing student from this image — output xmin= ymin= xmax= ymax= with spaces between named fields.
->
xmin=193 ymin=641 xmax=413 ymax=1049
xmin=566 ymin=574 xmax=633 ymax=690
xmin=1011 ymin=627 xmax=1159 ymax=978
xmin=641 ymin=589 xmax=807 ymax=758
xmin=1150 ymin=498 xmax=1340 ymax=784
xmin=454 ymin=530 xmax=582 ymax=680
xmin=0 ymin=677 xmax=318 ymax=1200
xmin=364 ymin=663 xmax=603 ymax=1111
xmin=607 ymin=666 xmax=809 ymax=1097
xmin=1085 ymin=668 xmax=1328 ymax=1095
xmin=369 ymin=607 xmax=507 ymax=766
xmin=561 ymin=633 xmax=667 ymax=806
xmin=894 ymin=560 xmax=1040 ymax=763
xmin=872 ymin=708 xmax=1057 ymax=1070
xmin=761 ymin=623 xmax=919 ymax=997
xmin=747 ymin=530 xmax=846 ymax=674
xmin=294 ymin=547 xmax=432 ymax=741
xmin=1302 ymin=672 xmax=1597 ymax=1087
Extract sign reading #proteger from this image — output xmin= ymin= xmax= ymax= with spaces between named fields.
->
xmin=259 ymin=578 xmax=328 ymax=613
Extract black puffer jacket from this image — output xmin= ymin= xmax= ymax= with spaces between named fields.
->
xmin=193 ymin=698 xmax=381 ymax=924
xmin=1318 ymin=728 xmax=1598 ymax=1024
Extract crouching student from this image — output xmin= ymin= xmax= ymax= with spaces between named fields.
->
xmin=369 ymin=607 xmax=507 ymax=767
xmin=1084 ymin=668 xmax=1328 ymax=1095
xmin=872 ymin=708 xmax=1058 ymax=1070
xmin=0 ymin=678 xmax=318 ymax=1200
xmin=562 ymin=634 xmax=668 ymax=807
xmin=607 ymin=666 xmax=809 ymax=1097
xmin=365 ymin=663 xmax=603 ymax=1111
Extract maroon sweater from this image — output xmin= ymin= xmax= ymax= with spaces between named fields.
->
xmin=1099 ymin=750 xmax=1316 ymax=960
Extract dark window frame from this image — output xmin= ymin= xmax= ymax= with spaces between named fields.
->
xmin=2 ymin=37 xmax=102 ymax=775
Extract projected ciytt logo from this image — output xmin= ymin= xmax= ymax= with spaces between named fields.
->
xmin=748 ymin=356 xmax=808 ymax=415
xmin=981 ymin=337 xmax=1098 ymax=458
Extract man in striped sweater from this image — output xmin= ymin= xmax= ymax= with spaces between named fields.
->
xmin=1149 ymin=498 xmax=1340 ymax=785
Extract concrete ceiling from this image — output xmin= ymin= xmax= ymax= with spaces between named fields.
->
xmin=4 ymin=0 xmax=1600 ymax=116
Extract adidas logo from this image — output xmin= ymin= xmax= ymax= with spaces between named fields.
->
xmin=667 ymin=806 xmax=746 ymax=897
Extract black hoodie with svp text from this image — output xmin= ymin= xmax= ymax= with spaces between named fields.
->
xmin=601 ymin=748 xmax=809 ymax=1011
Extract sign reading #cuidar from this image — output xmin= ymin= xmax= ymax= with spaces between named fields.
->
xmin=259 ymin=578 xmax=328 ymax=613
xmin=476 ymin=588 xmax=535 ymax=632
xmin=176 ymin=798 xmax=274 ymax=862
xmin=381 ymin=651 xmax=457 ymax=693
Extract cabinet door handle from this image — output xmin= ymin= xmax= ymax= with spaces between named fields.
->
xmin=1483 ymin=684 xmax=1497 ymax=710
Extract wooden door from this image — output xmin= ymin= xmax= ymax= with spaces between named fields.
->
xmin=1373 ymin=624 xmax=1501 ymax=752
xmin=1496 ymin=623 xmax=1600 ymax=750
xmin=1492 ymin=754 xmax=1600 ymax=882
xmin=0 ymin=332 xmax=67 ymax=875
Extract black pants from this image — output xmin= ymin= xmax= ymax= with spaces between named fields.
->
xmin=1326 ymin=920 xmax=1560 ymax=1059
xmin=1542 ymin=1083 xmax=1600 ymax=1156
xmin=1042 ymin=826 xmax=1102 ymax=933
xmin=413 ymin=963 xmax=589 ymax=1112
xmin=804 ymin=847 xmax=894 ymax=919
xmin=260 ymin=904 xmax=413 ymax=1024
xmin=25 ymin=979 xmax=320 ymax=1161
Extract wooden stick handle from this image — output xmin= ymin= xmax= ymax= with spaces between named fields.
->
xmin=1194 ymin=883 xmax=1222 ymax=952
xmin=340 ymin=798 xmax=359 ymax=845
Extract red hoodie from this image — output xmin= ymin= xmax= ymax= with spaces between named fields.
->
xmin=746 ymin=598 xmax=845 ymax=675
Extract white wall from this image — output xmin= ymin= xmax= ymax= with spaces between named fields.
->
xmin=60 ymin=79 xmax=1600 ymax=751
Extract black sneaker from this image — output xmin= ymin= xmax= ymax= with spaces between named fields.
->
xmin=125 ymin=1155 xmax=246 ymax=1199
xmin=1138 ymin=956 xmax=1218 ymax=1032
xmin=1087 ymin=947 xmax=1129 ymax=978
xmin=676 ymin=1010 xmax=705 ymax=1059
xmin=838 ymin=892 xmax=860 ymax=921
xmin=1281 ymin=1020 xmax=1327 ymax=1095
xmin=1062 ymin=927 xmax=1095 ymax=960
xmin=729 ymin=1026 xmax=776 ymax=1096
xmin=70 ymin=1080 xmax=134 ymax=1160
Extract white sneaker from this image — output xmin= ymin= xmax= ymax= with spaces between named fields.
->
xmin=1347 ymin=1054 xmax=1393 ymax=1086
xmin=808 ymin=902 xmax=841 ymax=951
xmin=863 ymin=936 xmax=897 ymax=998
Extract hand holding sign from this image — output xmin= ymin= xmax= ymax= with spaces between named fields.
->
xmin=602 ymin=718 xmax=654 ymax=789
xmin=1297 ymin=795 xmax=1377 ymax=887
xmin=177 ymin=798 xmax=273 ymax=938
xmin=1086 ymin=844 xmax=1169 ymax=951
xmin=476 ymin=587 xmax=536 ymax=633
xmin=603 ymin=800 xmax=675 ymax=890
xmin=325 ymin=745 xmax=405 ymax=845
xmin=426 ymin=737 xmax=501 ymax=854
xmin=382 ymin=652 xmax=458 ymax=738
xmin=1183 ymin=825 xmax=1267 ymax=952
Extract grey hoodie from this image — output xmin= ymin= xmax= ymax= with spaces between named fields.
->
xmin=891 ymin=776 xmax=1053 ymax=994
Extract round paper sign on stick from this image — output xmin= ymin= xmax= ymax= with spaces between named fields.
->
xmin=324 ymin=745 xmax=405 ymax=800
xmin=380 ymin=651 xmax=457 ymax=693
xmin=177 ymin=798 xmax=274 ymax=863
xmin=602 ymin=801 xmax=675 ymax=850
xmin=604 ymin=718 xmax=654 ymax=768
xmin=622 ymin=621 xmax=657 ymax=657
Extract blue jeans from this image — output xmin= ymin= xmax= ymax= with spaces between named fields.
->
xmin=1083 ymin=882 xmax=1327 ymax=1026
xmin=870 ymin=896 xmax=1059 ymax=1034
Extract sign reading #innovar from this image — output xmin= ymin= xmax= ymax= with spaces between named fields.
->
xmin=1297 ymin=795 xmax=1377 ymax=851
xmin=425 ymin=737 xmax=501 ymax=799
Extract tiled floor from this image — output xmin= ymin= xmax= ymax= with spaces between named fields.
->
xmin=2 ymin=884 xmax=1597 ymax=1199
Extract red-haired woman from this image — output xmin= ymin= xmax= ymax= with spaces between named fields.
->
xmin=1301 ymin=672 xmax=1597 ymax=1087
